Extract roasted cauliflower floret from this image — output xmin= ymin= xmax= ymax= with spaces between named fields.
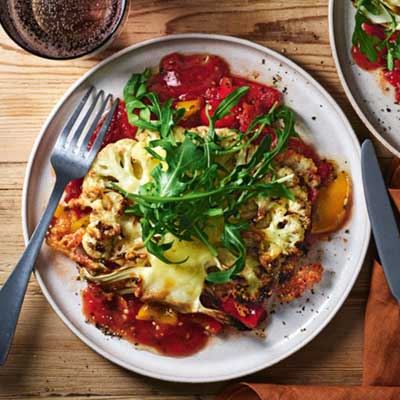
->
xmin=77 ymin=137 xmax=162 ymax=263
xmin=266 ymin=205 xmax=303 ymax=254
xmin=260 ymin=196 xmax=309 ymax=262
xmin=80 ymin=138 xmax=160 ymax=205
xmin=276 ymin=149 xmax=320 ymax=188
xmin=81 ymin=191 xmax=124 ymax=259
xmin=255 ymin=157 xmax=313 ymax=264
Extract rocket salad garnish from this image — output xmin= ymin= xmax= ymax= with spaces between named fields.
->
xmin=111 ymin=69 xmax=297 ymax=283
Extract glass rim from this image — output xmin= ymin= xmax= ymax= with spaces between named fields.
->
xmin=0 ymin=0 xmax=129 ymax=60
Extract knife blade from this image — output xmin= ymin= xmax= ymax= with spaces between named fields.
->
xmin=361 ymin=139 xmax=400 ymax=303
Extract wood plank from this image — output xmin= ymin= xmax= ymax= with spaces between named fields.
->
xmin=0 ymin=0 xmax=386 ymax=398
xmin=0 ymin=0 xmax=392 ymax=160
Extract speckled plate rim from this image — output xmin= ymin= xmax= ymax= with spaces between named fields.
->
xmin=328 ymin=0 xmax=400 ymax=158
xmin=21 ymin=33 xmax=370 ymax=383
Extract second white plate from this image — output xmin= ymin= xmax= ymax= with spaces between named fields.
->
xmin=329 ymin=0 xmax=400 ymax=157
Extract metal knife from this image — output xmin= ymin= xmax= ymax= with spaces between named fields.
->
xmin=361 ymin=139 xmax=400 ymax=303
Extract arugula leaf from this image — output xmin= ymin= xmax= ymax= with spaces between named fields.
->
xmin=206 ymin=86 xmax=249 ymax=140
xmin=353 ymin=0 xmax=400 ymax=70
xmin=213 ymin=87 xmax=249 ymax=120
xmin=155 ymin=137 xmax=205 ymax=197
xmin=124 ymin=69 xmax=152 ymax=125
xmin=206 ymin=222 xmax=247 ymax=283
xmin=356 ymin=0 xmax=382 ymax=15
xmin=118 ymin=180 xmax=293 ymax=205
xmin=120 ymin=70 xmax=297 ymax=282
xmin=388 ymin=47 xmax=395 ymax=70
xmin=386 ymin=34 xmax=400 ymax=70
xmin=141 ymin=219 xmax=187 ymax=264
xmin=352 ymin=11 xmax=380 ymax=62
xmin=123 ymin=70 xmax=183 ymax=139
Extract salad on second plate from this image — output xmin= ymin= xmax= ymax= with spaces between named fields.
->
xmin=351 ymin=0 xmax=400 ymax=102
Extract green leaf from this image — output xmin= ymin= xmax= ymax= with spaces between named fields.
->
xmin=387 ymin=48 xmax=394 ymax=70
xmin=213 ymin=86 xmax=249 ymax=120
xmin=357 ymin=0 xmax=396 ymax=25
xmin=353 ymin=0 xmax=400 ymax=70
xmin=193 ymin=224 xmax=218 ymax=257
xmin=160 ymin=99 xmax=174 ymax=139
xmin=386 ymin=34 xmax=400 ymax=70
xmin=205 ymin=86 xmax=249 ymax=142
xmin=119 ymin=76 xmax=297 ymax=283
xmin=352 ymin=11 xmax=380 ymax=62
xmin=206 ymin=222 xmax=247 ymax=283
xmin=119 ymin=181 xmax=292 ymax=204
xmin=136 ymin=83 xmax=147 ymax=99
xmin=123 ymin=69 xmax=183 ymax=137
xmin=123 ymin=69 xmax=150 ymax=102
xmin=221 ymin=222 xmax=247 ymax=256
xmin=132 ymin=119 xmax=159 ymax=131
xmin=394 ymin=35 xmax=400 ymax=58
xmin=126 ymin=99 xmax=146 ymax=111
xmin=206 ymin=268 xmax=236 ymax=284
xmin=145 ymin=92 xmax=162 ymax=118
xmin=141 ymin=219 xmax=187 ymax=264
xmin=204 ymin=208 xmax=224 ymax=217
xmin=144 ymin=146 xmax=165 ymax=161
xmin=140 ymin=108 xmax=151 ymax=121
xmin=123 ymin=75 xmax=140 ymax=104
xmin=154 ymin=137 xmax=205 ymax=197
xmin=357 ymin=0 xmax=382 ymax=15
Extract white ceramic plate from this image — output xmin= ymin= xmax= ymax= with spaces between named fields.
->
xmin=22 ymin=34 xmax=370 ymax=383
xmin=329 ymin=0 xmax=400 ymax=157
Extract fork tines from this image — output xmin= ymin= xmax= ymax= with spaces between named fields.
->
xmin=55 ymin=86 xmax=119 ymax=159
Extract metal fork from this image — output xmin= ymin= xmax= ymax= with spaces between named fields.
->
xmin=0 ymin=87 xmax=119 ymax=365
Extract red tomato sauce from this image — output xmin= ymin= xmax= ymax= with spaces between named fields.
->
xmin=384 ymin=61 xmax=400 ymax=103
xmin=148 ymin=53 xmax=230 ymax=101
xmin=351 ymin=23 xmax=400 ymax=102
xmin=149 ymin=52 xmax=282 ymax=132
xmin=351 ymin=45 xmax=385 ymax=71
xmin=82 ymin=284 xmax=222 ymax=357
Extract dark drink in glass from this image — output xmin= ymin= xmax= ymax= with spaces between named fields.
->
xmin=0 ymin=0 xmax=128 ymax=59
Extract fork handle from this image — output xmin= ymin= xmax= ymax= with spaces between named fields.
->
xmin=0 ymin=176 xmax=68 ymax=366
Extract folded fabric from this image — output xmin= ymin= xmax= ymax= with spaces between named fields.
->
xmin=219 ymin=383 xmax=400 ymax=400
xmin=363 ymin=188 xmax=400 ymax=386
xmin=218 ymin=161 xmax=400 ymax=399
xmin=363 ymin=260 xmax=400 ymax=386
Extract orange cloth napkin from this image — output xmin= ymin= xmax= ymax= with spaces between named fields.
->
xmin=219 ymin=383 xmax=400 ymax=400
xmin=219 ymin=161 xmax=400 ymax=399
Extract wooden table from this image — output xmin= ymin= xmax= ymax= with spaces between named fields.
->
xmin=0 ymin=1 xmax=390 ymax=399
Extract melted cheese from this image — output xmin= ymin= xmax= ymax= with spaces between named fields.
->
xmin=134 ymin=236 xmax=214 ymax=313
xmin=240 ymin=256 xmax=262 ymax=295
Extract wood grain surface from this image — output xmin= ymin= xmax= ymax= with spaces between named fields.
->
xmin=0 ymin=1 xmax=388 ymax=399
